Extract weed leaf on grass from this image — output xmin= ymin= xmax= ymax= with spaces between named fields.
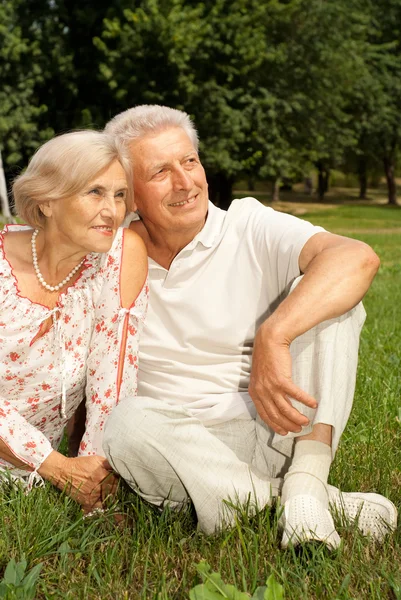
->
xmin=190 ymin=562 xmax=284 ymax=600
xmin=253 ymin=574 xmax=284 ymax=600
xmin=0 ymin=557 xmax=43 ymax=600
xmin=251 ymin=587 xmax=266 ymax=600
xmin=3 ymin=558 xmax=26 ymax=586
xmin=190 ymin=562 xmax=250 ymax=599
xmin=19 ymin=563 xmax=43 ymax=593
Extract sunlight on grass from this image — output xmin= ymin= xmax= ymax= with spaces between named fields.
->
xmin=299 ymin=205 xmax=401 ymax=232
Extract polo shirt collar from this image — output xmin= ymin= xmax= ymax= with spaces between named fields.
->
xmin=189 ymin=200 xmax=225 ymax=249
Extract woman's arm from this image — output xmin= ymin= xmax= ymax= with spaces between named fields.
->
xmin=38 ymin=451 xmax=117 ymax=512
xmin=0 ymin=400 xmax=116 ymax=512
xmin=80 ymin=229 xmax=148 ymax=457
xmin=0 ymin=396 xmax=54 ymax=471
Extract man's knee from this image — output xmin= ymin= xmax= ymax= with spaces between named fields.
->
xmin=103 ymin=397 xmax=188 ymax=506
xmin=103 ymin=397 xmax=156 ymax=462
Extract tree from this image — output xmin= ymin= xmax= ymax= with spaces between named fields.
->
xmin=0 ymin=0 xmax=51 ymax=194
xmin=14 ymin=0 xmax=129 ymax=133
xmin=95 ymin=0 xmax=270 ymax=207
xmin=3 ymin=0 xmax=399 ymax=210
xmin=95 ymin=0 xmax=372 ymax=207
xmin=0 ymin=150 xmax=14 ymax=221
xmin=347 ymin=0 xmax=401 ymax=205
xmin=0 ymin=0 xmax=130 ymax=194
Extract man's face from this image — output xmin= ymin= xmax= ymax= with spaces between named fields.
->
xmin=130 ymin=127 xmax=209 ymax=237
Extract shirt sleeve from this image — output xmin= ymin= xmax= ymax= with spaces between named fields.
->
xmin=238 ymin=197 xmax=325 ymax=294
xmin=79 ymin=229 xmax=148 ymax=457
xmin=0 ymin=396 xmax=53 ymax=471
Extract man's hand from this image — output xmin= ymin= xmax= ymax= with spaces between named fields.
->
xmin=248 ymin=324 xmax=318 ymax=435
xmin=39 ymin=452 xmax=119 ymax=513
xmin=248 ymin=233 xmax=379 ymax=436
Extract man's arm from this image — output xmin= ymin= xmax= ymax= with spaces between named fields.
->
xmin=249 ymin=232 xmax=380 ymax=436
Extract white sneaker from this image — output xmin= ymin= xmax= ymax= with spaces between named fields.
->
xmin=279 ymin=494 xmax=341 ymax=550
xmin=327 ymin=485 xmax=398 ymax=542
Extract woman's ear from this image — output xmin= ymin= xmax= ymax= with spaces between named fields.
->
xmin=38 ymin=201 xmax=52 ymax=218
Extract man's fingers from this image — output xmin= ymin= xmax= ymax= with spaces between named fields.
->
xmin=266 ymin=419 xmax=289 ymax=436
xmin=285 ymin=382 xmax=318 ymax=409
xmin=265 ymin=405 xmax=303 ymax=432
xmin=269 ymin=394 xmax=310 ymax=427
xmin=251 ymin=376 xmax=319 ymax=434
xmin=252 ymin=397 xmax=289 ymax=433
xmin=253 ymin=396 xmax=304 ymax=434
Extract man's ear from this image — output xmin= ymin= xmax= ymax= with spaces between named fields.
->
xmin=38 ymin=201 xmax=52 ymax=218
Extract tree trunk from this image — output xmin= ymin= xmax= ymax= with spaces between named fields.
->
xmin=316 ymin=162 xmax=330 ymax=200
xmin=207 ymin=173 xmax=219 ymax=205
xmin=207 ymin=172 xmax=234 ymax=210
xmin=218 ymin=173 xmax=234 ymax=210
xmin=358 ymin=156 xmax=368 ymax=199
xmin=317 ymin=162 xmax=325 ymax=201
xmin=272 ymin=178 xmax=280 ymax=202
xmin=304 ymin=177 xmax=313 ymax=195
xmin=383 ymin=156 xmax=397 ymax=205
xmin=247 ymin=178 xmax=255 ymax=192
xmin=0 ymin=150 xmax=14 ymax=222
xmin=323 ymin=168 xmax=330 ymax=193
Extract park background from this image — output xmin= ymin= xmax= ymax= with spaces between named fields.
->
xmin=1 ymin=1 xmax=401 ymax=598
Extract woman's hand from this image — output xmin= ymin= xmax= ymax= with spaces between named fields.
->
xmin=38 ymin=451 xmax=119 ymax=513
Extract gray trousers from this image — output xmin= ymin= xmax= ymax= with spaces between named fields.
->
xmin=103 ymin=302 xmax=366 ymax=534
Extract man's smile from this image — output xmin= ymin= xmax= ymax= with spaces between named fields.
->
xmin=168 ymin=195 xmax=197 ymax=207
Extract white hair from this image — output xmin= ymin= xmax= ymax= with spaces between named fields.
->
xmin=105 ymin=105 xmax=199 ymax=150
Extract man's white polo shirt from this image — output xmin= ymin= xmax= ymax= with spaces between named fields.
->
xmin=125 ymin=197 xmax=324 ymax=425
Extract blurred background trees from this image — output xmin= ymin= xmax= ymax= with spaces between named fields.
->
xmin=1 ymin=0 xmax=401 ymax=208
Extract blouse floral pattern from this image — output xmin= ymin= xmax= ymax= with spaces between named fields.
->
xmin=0 ymin=225 xmax=148 ymax=481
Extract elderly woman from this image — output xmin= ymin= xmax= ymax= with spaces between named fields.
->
xmin=0 ymin=131 xmax=148 ymax=512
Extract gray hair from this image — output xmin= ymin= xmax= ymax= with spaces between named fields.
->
xmin=105 ymin=105 xmax=199 ymax=150
xmin=13 ymin=130 xmax=133 ymax=229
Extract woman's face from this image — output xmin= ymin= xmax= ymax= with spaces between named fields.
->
xmin=42 ymin=160 xmax=128 ymax=254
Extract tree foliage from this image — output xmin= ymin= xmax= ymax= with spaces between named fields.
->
xmin=1 ymin=0 xmax=401 ymax=207
xmin=348 ymin=0 xmax=401 ymax=204
xmin=94 ymin=0 xmax=372 ymax=205
xmin=0 ymin=0 xmax=51 ymax=175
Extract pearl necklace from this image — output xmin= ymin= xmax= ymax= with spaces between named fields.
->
xmin=31 ymin=229 xmax=86 ymax=292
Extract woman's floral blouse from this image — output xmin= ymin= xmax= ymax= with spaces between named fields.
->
xmin=0 ymin=225 xmax=148 ymax=482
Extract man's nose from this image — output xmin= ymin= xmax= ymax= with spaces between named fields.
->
xmin=172 ymin=167 xmax=193 ymax=191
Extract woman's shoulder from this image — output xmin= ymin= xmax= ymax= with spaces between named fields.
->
xmin=120 ymin=228 xmax=148 ymax=308
xmin=0 ymin=227 xmax=33 ymax=268
xmin=122 ymin=227 xmax=147 ymax=265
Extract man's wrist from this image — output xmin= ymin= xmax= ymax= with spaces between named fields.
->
xmin=260 ymin=316 xmax=293 ymax=346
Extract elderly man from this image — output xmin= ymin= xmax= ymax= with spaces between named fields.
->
xmin=102 ymin=105 xmax=397 ymax=548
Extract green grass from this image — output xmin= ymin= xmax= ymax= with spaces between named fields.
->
xmin=300 ymin=205 xmax=401 ymax=232
xmin=1 ymin=201 xmax=401 ymax=598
